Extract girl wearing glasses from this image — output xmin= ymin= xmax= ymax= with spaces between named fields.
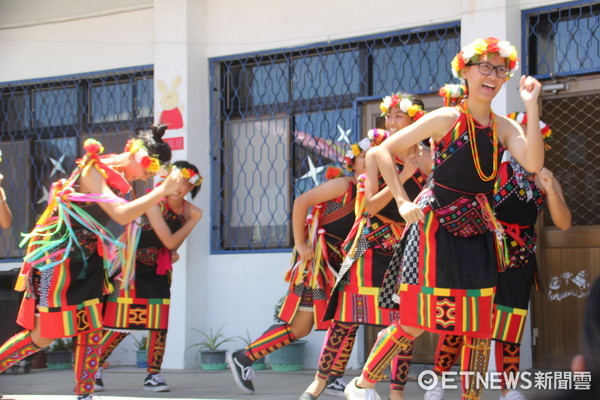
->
xmin=344 ymin=37 xmax=545 ymax=400
xmin=426 ymin=113 xmax=571 ymax=400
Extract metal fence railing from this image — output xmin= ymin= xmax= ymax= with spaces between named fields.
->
xmin=523 ymin=1 xmax=600 ymax=78
xmin=210 ymin=23 xmax=461 ymax=252
xmin=0 ymin=66 xmax=154 ymax=260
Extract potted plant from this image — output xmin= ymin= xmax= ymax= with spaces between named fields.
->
xmin=188 ymin=325 xmax=235 ymax=370
xmin=268 ymin=296 xmax=307 ymax=372
xmin=132 ymin=333 xmax=148 ymax=368
xmin=46 ymin=338 xmax=73 ymax=370
xmin=236 ymin=330 xmax=266 ymax=370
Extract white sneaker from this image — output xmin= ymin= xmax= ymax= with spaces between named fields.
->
xmin=344 ymin=377 xmax=381 ymax=400
xmin=500 ymin=390 xmax=526 ymax=400
xmin=424 ymin=379 xmax=444 ymax=400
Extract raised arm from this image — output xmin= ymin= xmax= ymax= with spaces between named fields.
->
xmin=500 ymin=76 xmax=545 ymax=173
xmin=292 ymin=177 xmax=351 ymax=261
xmin=365 ymin=147 xmax=419 ymax=216
xmin=80 ymin=167 xmax=183 ymax=225
xmin=536 ymin=168 xmax=572 ymax=231
xmin=375 ymin=108 xmax=456 ymax=223
xmin=146 ymin=201 xmax=203 ymax=250
xmin=364 ymin=148 xmax=393 ymax=216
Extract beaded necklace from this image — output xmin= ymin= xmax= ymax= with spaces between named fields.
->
xmin=461 ymin=102 xmax=499 ymax=182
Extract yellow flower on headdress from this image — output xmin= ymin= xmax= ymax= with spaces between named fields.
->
xmin=126 ymin=139 xmax=144 ymax=153
xmin=181 ymin=168 xmax=191 ymax=179
xmin=351 ymin=143 xmax=361 ymax=157
xmin=146 ymin=158 xmax=161 ymax=173
xmin=407 ymin=104 xmax=420 ymax=118
xmin=472 ymin=39 xmax=488 ymax=56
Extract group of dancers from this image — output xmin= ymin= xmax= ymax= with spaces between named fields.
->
xmin=227 ymin=36 xmax=571 ymax=400
xmin=0 ymin=126 xmax=203 ymax=399
xmin=0 ymin=36 xmax=575 ymax=400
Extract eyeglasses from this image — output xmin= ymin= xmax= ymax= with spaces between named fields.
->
xmin=469 ymin=62 xmax=511 ymax=79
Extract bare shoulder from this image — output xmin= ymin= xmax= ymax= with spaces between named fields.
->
xmin=426 ymin=106 xmax=461 ymax=142
xmin=79 ymin=165 xmax=104 ymax=193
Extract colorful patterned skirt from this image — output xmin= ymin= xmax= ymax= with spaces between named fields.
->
xmin=328 ymin=247 xmax=400 ymax=326
xmin=492 ymin=259 xmax=535 ymax=344
xmin=103 ymin=263 xmax=171 ymax=331
xmin=17 ymin=254 xmax=105 ymax=338
xmin=398 ymin=210 xmax=497 ymax=338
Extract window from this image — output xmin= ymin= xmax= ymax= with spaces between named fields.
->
xmin=0 ymin=66 xmax=154 ymax=260
xmin=211 ymin=24 xmax=460 ymax=251
xmin=524 ymin=2 xmax=600 ymax=77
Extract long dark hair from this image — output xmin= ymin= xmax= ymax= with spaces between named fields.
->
xmin=172 ymin=160 xmax=201 ymax=199
xmin=136 ymin=124 xmax=172 ymax=164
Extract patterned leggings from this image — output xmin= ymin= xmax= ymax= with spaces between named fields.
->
xmin=434 ymin=334 xmax=521 ymax=390
xmin=98 ymin=329 xmax=168 ymax=374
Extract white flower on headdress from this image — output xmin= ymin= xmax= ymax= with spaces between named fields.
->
xmin=189 ymin=175 xmax=200 ymax=185
xmin=382 ymin=96 xmax=392 ymax=109
xmin=399 ymin=98 xmax=412 ymax=113
xmin=345 ymin=150 xmax=354 ymax=159
xmin=498 ymin=41 xmax=512 ymax=58
xmin=516 ymin=112 xmax=526 ymax=124
xmin=358 ymin=137 xmax=371 ymax=151
xmin=133 ymin=147 xmax=149 ymax=164
xmin=462 ymin=44 xmax=476 ymax=61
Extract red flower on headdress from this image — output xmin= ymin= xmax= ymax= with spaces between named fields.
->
xmin=140 ymin=156 xmax=151 ymax=169
xmin=486 ymin=37 xmax=500 ymax=53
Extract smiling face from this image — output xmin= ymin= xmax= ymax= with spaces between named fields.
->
xmin=462 ymin=54 xmax=508 ymax=102
xmin=385 ymin=107 xmax=414 ymax=133
xmin=168 ymin=180 xmax=194 ymax=201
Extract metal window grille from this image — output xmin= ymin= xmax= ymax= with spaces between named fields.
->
xmin=210 ymin=23 xmax=461 ymax=252
xmin=524 ymin=1 xmax=600 ymax=77
xmin=525 ymin=2 xmax=600 ymax=226
xmin=541 ymin=94 xmax=600 ymax=226
xmin=0 ymin=66 xmax=154 ymax=260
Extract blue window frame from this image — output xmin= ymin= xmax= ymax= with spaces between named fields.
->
xmin=211 ymin=23 xmax=460 ymax=252
xmin=0 ymin=66 xmax=154 ymax=260
xmin=524 ymin=1 xmax=600 ymax=77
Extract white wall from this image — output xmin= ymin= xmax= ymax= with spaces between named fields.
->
xmin=0 ymin=0 xmax=569 ymax=371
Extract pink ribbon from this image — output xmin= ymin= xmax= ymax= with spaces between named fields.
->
xmin=156 ymin=248 xmax=173 ymax=275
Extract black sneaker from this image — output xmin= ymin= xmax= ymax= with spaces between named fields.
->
xmin=94 ymin=377 xmax=104 ymax=392
xmin=325 ymin=376 xmax=348 ymax=397
xmin=227 ymin=350 xmax=255 ymax=394
xmin=143 ymin=373 xmax=170 ymax=392
xmin=94 ymin=366 xmax=104 ymax=392
xmin=76 ymin=395 xmax=93 ymax=400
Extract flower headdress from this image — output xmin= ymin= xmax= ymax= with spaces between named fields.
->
xmin=438 ymin=84 xmax=467 ymax=107
xmin=343 ymin=137 xmax=371 ymax=171
xmin=124 ymin=138 xmax=162 ymax=173
xmin=380 ymin=93 xmax=425 ymax=120
xmin=174 ymin=166 xmax=203 ymax=186
xmin=507 ymin=112 xmax=553 ymax=150
xmin=451 ymin=37 xmax=519 ymax=80
xmin=367 ymin=128 xmax=390 ymax=147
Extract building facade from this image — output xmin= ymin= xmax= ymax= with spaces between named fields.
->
xmin=1 ymin=0 xmax=598 ymax=371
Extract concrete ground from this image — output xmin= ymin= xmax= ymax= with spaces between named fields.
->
xmin=0 ymin=364 xmax=560 ymax=400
